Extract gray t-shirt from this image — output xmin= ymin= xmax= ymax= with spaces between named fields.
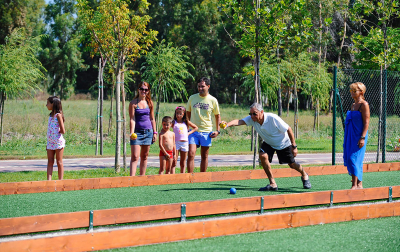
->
xmin=242 ymin=112 xmax=291 ymax=150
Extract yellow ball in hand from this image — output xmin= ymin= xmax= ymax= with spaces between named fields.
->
xmin=131 ymin=133 xmax=137 ymax=139
xmin=219 ymin=122 xmax=227 ymax=129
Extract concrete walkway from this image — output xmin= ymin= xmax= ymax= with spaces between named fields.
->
xmin=0 ymin=153 xmax=334 ymax=172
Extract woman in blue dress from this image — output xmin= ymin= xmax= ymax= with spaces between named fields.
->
xmin=343 ymin=82 xmax=370 ymax=189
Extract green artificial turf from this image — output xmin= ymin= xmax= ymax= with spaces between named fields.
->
xmin=106 ymin=216 xmax=400 ymax=252
xmin=0 ymin=171 xmax=399 ymax=219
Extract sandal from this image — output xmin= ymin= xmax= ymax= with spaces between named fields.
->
xmin=258 ymin=184 xmax=278 ymax=191
xmin=301 ymin=177 xmax=312 ymax=189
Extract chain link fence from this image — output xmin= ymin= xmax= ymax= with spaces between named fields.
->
xmin=333 ymin=68 xmax=400 ymax=164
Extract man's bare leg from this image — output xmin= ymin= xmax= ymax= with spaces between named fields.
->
xmin=259 ymin=152 xmax=278 ymax=190
xmin=200 ymin=146 xmax=209 ymax=172
xmin=187 ymin=144 xmax=197 ymax=173
xmin=288 ymin=162 xmax=309 ymax=180
xmin=289 ymin=162 xmax=311 ymax=189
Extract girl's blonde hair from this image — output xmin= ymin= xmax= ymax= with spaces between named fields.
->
xmin=350 ymin=82 xmax=366 ymax=99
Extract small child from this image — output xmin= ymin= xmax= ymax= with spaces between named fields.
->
xmin=172 ymin=106 xmax=198 ymax=173
xmin=46 ymin=96 xmax=66 ymax=180
xmin=159 ymin=116 xmax=176 ymax=174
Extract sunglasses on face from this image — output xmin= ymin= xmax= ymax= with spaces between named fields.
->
xmin=139 ymin=87 xmax=149 ymax=92
xmin=349 ymin=89 xmax=360 ymax=93
xmin=249 ymin=112 xmax=258 ymax=116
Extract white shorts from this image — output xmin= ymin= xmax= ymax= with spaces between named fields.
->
xmin=176 ymin=141 xmax=189 ymax=152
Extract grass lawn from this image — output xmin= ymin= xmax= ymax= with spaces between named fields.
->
xmin=108 ymin=216 xmax=400 ymax=252
xmin=0 ymin=100 xmax=334 ymax=159
xmin=0 ymin=171 xmax=399 ymax=219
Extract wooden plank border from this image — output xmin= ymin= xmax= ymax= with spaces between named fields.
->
xmin=0 ymin=201 xmax=399 ymax=252
xmin=1 ymin=162 xmax=399 ymax=196
xmin=1 ymin=186 xmax=399 ymax=237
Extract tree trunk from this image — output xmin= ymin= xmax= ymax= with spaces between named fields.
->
xmin=100 ymin=59 xmax=106 ymax=155
xmin=0 ymin=92 xmax=4 ymax=146
xmin=121 ymin=65 xmax=127 ymax=170
xmin=376 ymin=66 xmax=383 ymax=163
xmin=108 ymin=73 xmax=115 ymax=136
xmin=286 ymin=89 xmax=290 ymax=117
xmin=294 ymin=77 xmax=298 ymax=138
xmin=114 ymin=57 xmax=122 ymax=172
xmin=154 ymin=77 xmax=163 ymax=130
xmin=278 ymin=86 xmax=282 ymax=116
xmin=96 ymin=58 xmax=101 ymax=155
xmin=313 ymin=99 xmax=319 ymax=132
xmin=253 ymin=0 xmax=261 ymax=169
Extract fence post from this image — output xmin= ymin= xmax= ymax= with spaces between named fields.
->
xmin=332 ymin=66 xmax=337 ymax=165
xmin=88 ymin=211 xmax=94 ymax=232
xmin=181 ymin=204 xmax=186 ymax=222
xmin=382 ymin=69 xmax=387 ymax=163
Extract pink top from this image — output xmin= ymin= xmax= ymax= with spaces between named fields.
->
xmin=173 ymin=120 xmax=188 ymax=142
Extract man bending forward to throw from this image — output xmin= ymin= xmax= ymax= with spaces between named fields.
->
xmin=222 ymin=103 xmax=311 ymax=191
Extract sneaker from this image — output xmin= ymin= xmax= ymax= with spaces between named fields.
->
xmin=258 ymin=184 xmax=278 ymax=191
xmin=301 ymin=177 xmax=311 ymax=189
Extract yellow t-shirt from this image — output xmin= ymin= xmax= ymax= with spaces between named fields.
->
xmin=186 ymin=93 xmax=220 ymax=132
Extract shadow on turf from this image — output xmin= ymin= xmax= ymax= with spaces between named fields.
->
xmin=159 ymin=184 xmax=309 ymax=194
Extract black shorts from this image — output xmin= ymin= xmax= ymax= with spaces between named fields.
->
xmin=260 ymin=142 xmax=296 ymax=164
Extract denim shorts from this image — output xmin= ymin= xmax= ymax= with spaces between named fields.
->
xmin=188 ymin=131 xmax=212 ymax=147
xmin=130 ymin=129 xmax=153 ymax=145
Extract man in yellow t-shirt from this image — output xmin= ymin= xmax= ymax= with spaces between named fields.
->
xmin=186 ymin=77 xmax=221 ymax=173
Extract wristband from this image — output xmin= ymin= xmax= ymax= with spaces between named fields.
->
xmin=360 ymin=136 xmax=365 ymax=140
xmin=153 ymin=131 xmax=158 ymax=135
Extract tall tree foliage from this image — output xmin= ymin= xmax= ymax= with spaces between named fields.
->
xmin=350 ymin=0 xmax=400 ymax=70
xmin=220 ymin=0 xmax=312 ymax=107
xmin=350 ymin=0 xmax=400 ymax=160
xmin=0 ymin=28 xmax=45 ymax=144
xmin=0 ymin=0 xmax=46 ymax=44
xmin=77 ymin=0 xmax=157 ymax=172
xmin=146 ymin=0 xmax=242 ymax=103
xmin=39 ymin=0 xmax=85 ymax=99
xmin=141 ymin=40 xmax=194 ymax=128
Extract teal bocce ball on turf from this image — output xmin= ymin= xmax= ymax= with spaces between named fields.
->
xmin=230 ymin=188 xmax=237 ymax=194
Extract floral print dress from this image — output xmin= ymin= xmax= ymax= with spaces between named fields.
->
xmin=47 ymin=113 xmax=65 ymax=150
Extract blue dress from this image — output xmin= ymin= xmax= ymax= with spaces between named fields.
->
xmin=343 ymin=109 xmax=368 ymax=181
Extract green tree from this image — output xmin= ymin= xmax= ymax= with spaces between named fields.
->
xmin=0 ymin=0 xmax=46 ymax=44
xmin=351 ymin=0 xmax=400 ymax=70
xmin=39 ymin=0 xmax=85 ymax=99
xmin=350 ymin=0 xmax=400 ymax=160
xmin=352 ymin=27 xmax=400 ymax=71
xmin=0 ymin=28 xmax=45 ymax=144
xmin=220 ymin=0 xmax=312 ymax=113
xmin=77 ymin=0 xmax=157 ymax=172
xmin=141 ymin=40 xmax=194 ymax=128
xmin=146 ymin=0 xmax=243 ymax=103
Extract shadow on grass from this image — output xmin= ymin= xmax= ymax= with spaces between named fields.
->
xmin=159 ymin=183 xmax=310 ymax=194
